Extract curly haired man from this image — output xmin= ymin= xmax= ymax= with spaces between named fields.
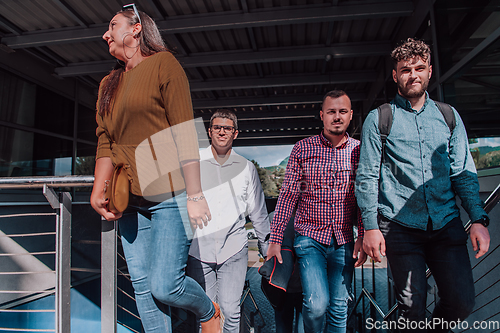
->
xmin=356 ymin=38 xmax=490 ymax=332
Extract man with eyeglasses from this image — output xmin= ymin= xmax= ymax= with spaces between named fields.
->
xmin=188 ymin=109 xmax=270 ymax=332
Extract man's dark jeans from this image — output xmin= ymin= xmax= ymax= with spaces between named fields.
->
xmin=379 ymin=216 xmax=475 ymax=332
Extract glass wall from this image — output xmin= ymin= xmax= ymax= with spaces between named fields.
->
xmin=0 ymin=68 xmax=97 ymax=178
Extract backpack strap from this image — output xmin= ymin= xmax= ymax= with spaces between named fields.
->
xmin=375 ymin=101 xmax=455 ymax=173
xmin=377 ymin=103 xmax=393 ymax=150
xmin=377 ymin=102 xmax=455 ymax=142
xmin=434 ymin=101 xmax=456 ymax=134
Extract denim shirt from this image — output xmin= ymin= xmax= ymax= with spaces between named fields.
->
xmin=355 ymin=93 xmax=487 ymax=231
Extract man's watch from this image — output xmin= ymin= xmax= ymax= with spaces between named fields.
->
xmin=472 ymin=216 xmax=490 ymax=228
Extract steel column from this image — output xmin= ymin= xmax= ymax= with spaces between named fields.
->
xmin=44 ymin=186 xmax=72 ymax=333
xmin=101 ymin=218 xmax=118 ymax=333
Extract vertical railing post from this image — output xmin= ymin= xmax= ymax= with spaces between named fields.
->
xmin=101 ymin=218 xmax=117 ymax=333
xmin=361 ymin=264 xmax=365 ymax=328
xmin=43 ymin=186 xmax=73 ymax=333
xmin=44 ymin=185 xmax=72 ymax=333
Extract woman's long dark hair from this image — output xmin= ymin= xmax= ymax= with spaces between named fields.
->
xmin=98 ymin=9 xmax=168 ymax=116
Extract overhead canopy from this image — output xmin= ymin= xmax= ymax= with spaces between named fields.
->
xmin=1 ymin=0 xmax=499 ymax=146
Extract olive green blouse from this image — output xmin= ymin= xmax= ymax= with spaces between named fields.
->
xmin=96 ymin=52 xmax=200 ymax=201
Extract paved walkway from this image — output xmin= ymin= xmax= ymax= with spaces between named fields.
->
xmin=241 ymin=240 xmax=274 ymax=333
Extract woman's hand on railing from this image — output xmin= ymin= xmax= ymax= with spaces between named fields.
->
xmin=91 ymin=157 xmax=122 ymax=221
xmin=91 ymin=196 xmax=122 ymax=221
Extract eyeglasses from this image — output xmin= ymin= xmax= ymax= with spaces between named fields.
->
xmin=211 ymin=125 xmax=236 ymax=133
xmin=123 ymin=3 xmax=141 ymax=26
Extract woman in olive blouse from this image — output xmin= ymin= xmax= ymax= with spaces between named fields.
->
xmin=90 ymin=5 xmax=222 ymax=332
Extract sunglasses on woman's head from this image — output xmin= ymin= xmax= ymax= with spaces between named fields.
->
xmin=123 ymin=3 xmax=141 ymax=25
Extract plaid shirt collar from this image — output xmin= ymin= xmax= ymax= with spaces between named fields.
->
xmin=319 ymin=131 xmax=350 ymax=149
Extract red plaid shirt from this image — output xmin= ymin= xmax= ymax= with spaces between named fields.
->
xmin=270 ymin=132 xmax=364 ymax=246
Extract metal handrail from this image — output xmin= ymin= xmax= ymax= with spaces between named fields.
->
xmin=0 ymin=175 xmax=182 ymax=332
xmin=0 ymin=175 xmax=94 ymax=189
xmin=0 ymin=176 xmax=95 ymax=333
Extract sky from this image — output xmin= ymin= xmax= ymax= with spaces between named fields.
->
xmin=233 ymin=145 xmax=294 ymax=167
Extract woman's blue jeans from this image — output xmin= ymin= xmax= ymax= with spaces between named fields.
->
xmin=294 ymin=234 xmax=355 ymax=333
xmin=119 ymin=193 xmax=215 ymax=332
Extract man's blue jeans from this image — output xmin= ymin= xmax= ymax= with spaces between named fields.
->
xmin=294 ymin=234 xmax=355 ymax=333
xmin=379 ymin=216 xmax=475 ymax=332
xmin=119 ymin=193 xmax=215 ymax=332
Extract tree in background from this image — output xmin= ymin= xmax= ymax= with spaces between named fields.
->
xmin=251 ymin=159 xmax=279 ymax=197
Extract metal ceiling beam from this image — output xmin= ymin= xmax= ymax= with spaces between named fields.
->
xmin=0 ymin=14 xmax=22 ymax=35
xmin=168 ymin=34 xmax=188 ymax=55
xmin=54 ymin=61 xmax=115 ymax=76
xmin=443 ymin=1 xmax=494 ymax=58
xmin=155 ymin=2 xmax=413 ymax=33
xmin=1 ymin=2 xmax=413 ymax=49
xmin=143 ymin=0 xmax=164 ymax=19
xmin=196 ymin=108 xmax=320 ymax=120
xmin=183 ymin=42 xmax=391 ymax=66
xmin=434 ymin=0 xmax=500 ymax=11
xmin=430 ymin=25 xmax=500 ymax=90
xmin=54 ymin=42 xmax=391 ymax=77
xmin=192 ymin=92 xmax=366 ymax=109
xmin=2 ymin=27 xmax=104 ymax=48
xmin=189 ymin=71 xmax=377 ymax=91
xmin=240 ymin=0 xmax=249 ymax=13
xmin=468 ymin=124 xmax=500 ymax=131
xmin=393 ymin=0 xmax=435 ymax=44
xmin=238 ymin=120 xmax=322 ymax=131
xmin=464 ymin=67 xmax=500 ymax=76
xmin=239 ymin=131 xmax=318 ymax=138
xmin=362 ymin=57 xmax=391 ymax=112
xmin=459 ymin=77 xmax=500 ymax=92
xmin=455 ymin=103 xmax=500 ymax=111
xmin=230 ymin=133 xmax=316 ymax=147
xmin=35 ymin=47 xmax=68 ymax=67
xmin=52 ymin=0 xmax=88 ymax=27
xmin=445 ymin=86 xmax=500 ymax=96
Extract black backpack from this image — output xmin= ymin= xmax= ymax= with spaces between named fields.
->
xmin=377 ymin=102 xmax=456 ymax=156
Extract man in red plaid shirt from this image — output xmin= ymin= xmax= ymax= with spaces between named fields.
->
xmin=267 ymin=90 xmax=366 ymax=333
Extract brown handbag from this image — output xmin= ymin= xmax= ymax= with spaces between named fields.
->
xmin=104 ymin=163 xmax=130 ymax=214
